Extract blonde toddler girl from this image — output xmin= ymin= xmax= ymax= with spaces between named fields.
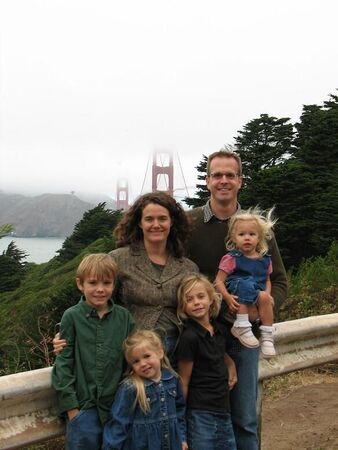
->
xmin=102 ymin=330 xmax=187 ymax=450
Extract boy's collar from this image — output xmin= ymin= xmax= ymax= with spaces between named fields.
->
xmin=79 ymin=296 xmax=114 ymax=317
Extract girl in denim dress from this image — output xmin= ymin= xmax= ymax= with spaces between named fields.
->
xmin=215 ymin=207 xmax=277 ymax=358
xmin=102 ymin=330 xmax=187 ymax=450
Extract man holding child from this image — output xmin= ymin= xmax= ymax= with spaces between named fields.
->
xmin=187 ymin=148 xmax=287 ymax=450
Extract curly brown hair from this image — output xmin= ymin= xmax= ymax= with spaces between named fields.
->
xmin=114 ymin=191 xmax=191 ymax=258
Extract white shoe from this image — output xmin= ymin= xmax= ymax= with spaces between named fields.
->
xmin=231 ymin=326 xmax=260 ymax=348
xmin=260 ymin=335 xmax=276 ymax=358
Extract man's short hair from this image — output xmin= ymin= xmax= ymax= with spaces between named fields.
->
xmin=207 ymin=145 xmax=242 ymax=176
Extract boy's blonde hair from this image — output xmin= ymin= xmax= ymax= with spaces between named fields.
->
xmin=123 ymin=330 xmax=173 ymax=413
xmin=76 ymin=253 xmax=118 ymax=283
xmin=177 ymin=274 xmax=221 ymax=321
xmin=226 ymin=207 xmax=277 ymax=256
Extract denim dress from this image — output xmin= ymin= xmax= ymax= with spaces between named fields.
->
xmin=102 ymin=369 xmax=186 ymax=450
xmin=226 ymin=251 xmax=271 ymax=305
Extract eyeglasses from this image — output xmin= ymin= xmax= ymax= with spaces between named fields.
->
xmin=209 ymin=171 xmax=239 ymax=181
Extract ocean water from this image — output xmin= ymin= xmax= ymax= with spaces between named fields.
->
xmin=0 ymin=236 xmax=66 ymax=264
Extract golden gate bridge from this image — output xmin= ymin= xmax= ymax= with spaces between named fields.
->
xmin=116 ymin=150 xmax=195 ymax=210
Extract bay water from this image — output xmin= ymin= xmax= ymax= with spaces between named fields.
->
xmin=0 ymin=236 xmax=66 ymax=264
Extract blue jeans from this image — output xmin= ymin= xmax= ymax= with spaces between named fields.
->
xmin=162 ymin=335 xmax=178 ymax=369
xmin=227 ymin=333 xmax=260 ymax=450
xmin=66 ymin=407 xmax=103 ymax=450
xmin=187 ymin=409 xmax=237 ymax=450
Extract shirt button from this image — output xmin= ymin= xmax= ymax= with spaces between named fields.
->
xmin=161 ymin=397 xmax=165 ymax=402
xmin=162 ymin=412 xmax=166 ymax=416
xmin=164 ymin=434 xmax=168 ymax=438
xmin=157 ymin=284 xmax=162 ymax=289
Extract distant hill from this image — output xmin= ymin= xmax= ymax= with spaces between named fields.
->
xmin=0 ymin=191 xmax=116 ymax=237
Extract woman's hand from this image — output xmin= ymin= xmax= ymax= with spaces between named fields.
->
xmin=182 ymin=441 xmax=188 ymax=450
xmin=53 ymin=332 xmax=67 ymax=355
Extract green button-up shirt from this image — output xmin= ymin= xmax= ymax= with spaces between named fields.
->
xmin=52 ymin=297 xmax=135 ymax=424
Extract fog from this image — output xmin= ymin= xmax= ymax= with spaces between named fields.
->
xmin=1 ymin=0 xmax=337 ymax=202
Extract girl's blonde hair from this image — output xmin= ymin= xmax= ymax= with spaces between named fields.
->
xmin=123 ymin=330 xmax=172 ymax=413
xmin=177 ymin=274 xmax=221 ymax=321
xmin=226 ymin=206 xmax=277 ymax=256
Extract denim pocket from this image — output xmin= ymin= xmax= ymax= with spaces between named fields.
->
xmin=167 ymin=388 xmax=177 ymax=398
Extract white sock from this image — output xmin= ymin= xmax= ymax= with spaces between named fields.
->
xmin=260 ymin=325 xmax=274 ymax=334
xmin=260 ymin=325 xmax=274 ymax=347
xmin=234 ymin=314 xmax=251 ymax=328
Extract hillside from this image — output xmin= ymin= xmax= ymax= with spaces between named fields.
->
xmin=0 ymin=191 xmax=115 ymax=237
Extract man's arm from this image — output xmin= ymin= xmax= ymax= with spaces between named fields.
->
xmin=269 ymin=235 xmax=288 ymax=315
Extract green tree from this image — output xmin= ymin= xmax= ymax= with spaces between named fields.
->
xmin=0 ymin=241 xmax=28 ymax=292
xmin=184 ymin=155 xmax=209 ymax=208
xmin=56 ymin=203 xmax=122 ymax=262
xmin=0 ymin=224 xmax=14 ymax=238
xmin=238 ymin=95 xmax=338 ymax=267
xmin=235 ymin=114 xmax=294 ymax=186
xmin=291 ymin=93 xmax=338 ymax=260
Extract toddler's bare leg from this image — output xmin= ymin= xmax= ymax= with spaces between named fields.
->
xmin=256 ymin=291 xmax=273 ymax=326
xmin=248 ymin=304 xmax=259 ymax=322
xmin=257 ymin=292 xmax=276 ymax=358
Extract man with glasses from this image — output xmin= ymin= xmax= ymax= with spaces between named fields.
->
xmin=187 ymin=148 xmax=287 ymax=450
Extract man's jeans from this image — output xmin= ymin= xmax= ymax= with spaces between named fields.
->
xmin=66 ymin=407 xmax=102 ymax=450
xmin=187 ymin=409 xmax=237 ymax=450
xmin=227 ymin=332 xmax=260 ymax=450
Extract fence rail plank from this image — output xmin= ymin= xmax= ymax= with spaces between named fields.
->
xmin=1 ymin=313 xmax=338 ymax=450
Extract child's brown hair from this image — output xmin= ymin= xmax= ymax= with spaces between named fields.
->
xmin=76 ymin=253 xmax=117 ymax=283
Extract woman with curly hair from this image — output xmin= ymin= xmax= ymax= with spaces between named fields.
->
xmin=111 ymin=191 xmax=198 ymax=359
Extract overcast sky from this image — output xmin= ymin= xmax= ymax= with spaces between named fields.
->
xmin=0 ymin=0 xmax=337 ymax=204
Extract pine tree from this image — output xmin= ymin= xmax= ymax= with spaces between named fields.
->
xmin=0 ymin=241 xmax=28 ymax=292
xmin=184 ymin=155 xmax=209 ymax=208
xmin=235 ymin=114 xmax=294 ymax=186
xmin=56 ymin=203 xmax=122 ymax=262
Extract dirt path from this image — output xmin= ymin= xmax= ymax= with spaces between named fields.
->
xmin=261 ymin=381 xmax=338 ymax=450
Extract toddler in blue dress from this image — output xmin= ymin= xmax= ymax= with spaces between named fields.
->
xmin=102 ymin=330 xmax=187 ymax=450
xmin=215 ymin=207 xmax=277 ymax=358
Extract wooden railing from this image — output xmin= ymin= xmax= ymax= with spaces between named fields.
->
xmin=1 ymin=313 xmax=338 ymax=450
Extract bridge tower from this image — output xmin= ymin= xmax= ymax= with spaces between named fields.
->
xmin=152 ymin=151 xmax=174 ymax=196
xmin=116 ymin=178 xmax=129 ymax=210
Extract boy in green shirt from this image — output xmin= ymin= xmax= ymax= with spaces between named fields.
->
xmin=52 ymin=253 xmax=134 ymax=450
